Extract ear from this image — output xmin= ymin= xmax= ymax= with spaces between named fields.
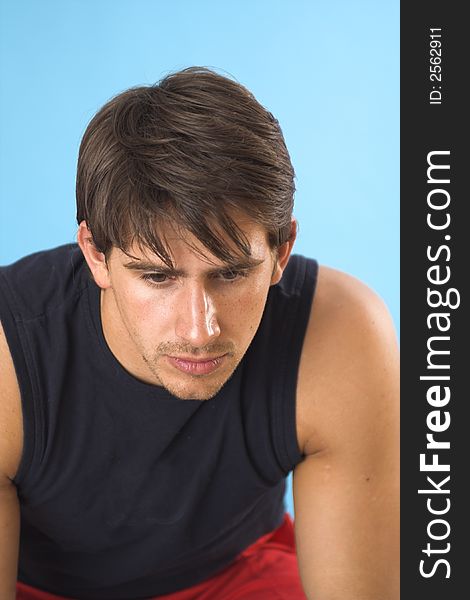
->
xmin=270 ymin=218 xmax=297 ymax=286
xmin=77 ymin=221 xmax=112 ymax=289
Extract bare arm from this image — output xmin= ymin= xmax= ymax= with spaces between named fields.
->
xmin=293 ymin=267 xmax=399 ymax=600
xmin=0 ymin=320 xmax=23 ymax=599
xmin=0 ymin=485 xmax=20 ymax=599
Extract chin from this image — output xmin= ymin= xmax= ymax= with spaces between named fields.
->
xmin=158 ymin=365 xmax=238 ymax=401
xmin=162 ymin=379 xmax=226 ymax=401
xmin=146 ymin=353 xmax=242 ymax=401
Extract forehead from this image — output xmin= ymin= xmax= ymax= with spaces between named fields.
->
xmin=113 ymin=214 xmax=271 ymax=267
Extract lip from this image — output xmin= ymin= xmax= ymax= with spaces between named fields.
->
xmin=166 ymin=354 xmax=227 ymax=375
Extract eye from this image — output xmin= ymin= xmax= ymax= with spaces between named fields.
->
xmin=218 ymin=269 xmax=248 ymax=282
xmin=140 ymin=272 xmax=171 ymax=285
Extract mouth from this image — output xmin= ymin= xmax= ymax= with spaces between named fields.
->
xmin=165 ymin=354 xmax=228 ymax=376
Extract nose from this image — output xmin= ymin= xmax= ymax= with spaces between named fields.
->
xmin=175 ymin=282 xmax=221 ymax=347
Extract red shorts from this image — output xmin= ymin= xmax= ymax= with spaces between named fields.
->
xmin=16 ymin=513 xmax=307 ymax=599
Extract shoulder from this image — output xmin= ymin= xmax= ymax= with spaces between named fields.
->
xmin=0 ymin=320 xmax=23 ymax=485
xmin=0 ymin=244 xmax=85 ymax=320
xmin=296 ymin=264 xmax=399 ymax=456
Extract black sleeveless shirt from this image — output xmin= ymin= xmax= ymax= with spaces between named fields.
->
xmin=0 ymin=245 xmax=318 ymax=599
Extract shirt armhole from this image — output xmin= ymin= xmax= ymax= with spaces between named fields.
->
xmin=0 ymin=274 xmax=38 ymax=488
xmin=273 ymin=258 xmax=318 ymax=474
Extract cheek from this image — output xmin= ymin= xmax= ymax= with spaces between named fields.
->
xmin=221 ymin=282 xmax=270 ymax=336
xmin=117 ymin=275 xmax=271 ymax=343
xmin=119 ymin=284 xmax=171 ymax=335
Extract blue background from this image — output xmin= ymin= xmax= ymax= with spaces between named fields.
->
xmin=0 ymin=0 xmax=399 ymax=516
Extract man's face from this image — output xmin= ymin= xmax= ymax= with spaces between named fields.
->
xmin=97 ymin=219 xmax=286 ymax=400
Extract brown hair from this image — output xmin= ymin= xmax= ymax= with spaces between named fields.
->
xmin=76 ymin=66 xmax=295 ymax=265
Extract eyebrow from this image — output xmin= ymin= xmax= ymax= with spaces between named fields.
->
xmin=122 ymin=257 xmax=265 ymax=275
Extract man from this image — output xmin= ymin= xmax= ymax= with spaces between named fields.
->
xmin=0 ymin=67 xmax=399 ymax=599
